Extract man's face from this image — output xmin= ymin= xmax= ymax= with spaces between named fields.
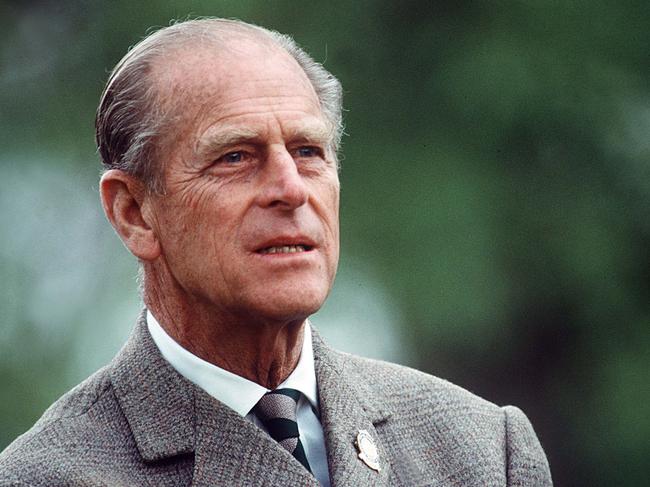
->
xmin=147 ymin=38 xmax=340 ymax=324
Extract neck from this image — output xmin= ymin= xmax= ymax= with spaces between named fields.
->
xmin=143 ymin=265 xmax=305 ymax=389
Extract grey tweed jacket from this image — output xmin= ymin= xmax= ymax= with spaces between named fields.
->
xmin=0 ymin=314 xmax=552 ymax=486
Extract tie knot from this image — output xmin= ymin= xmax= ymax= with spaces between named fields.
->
xmin=254 ymin=388 xmax=301 ymax=423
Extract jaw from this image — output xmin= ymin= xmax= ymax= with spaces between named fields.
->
xmin=233 ymin=270 xmax=333 ymax=323
xmin=244 ymin=242 xmax=338 ymax=321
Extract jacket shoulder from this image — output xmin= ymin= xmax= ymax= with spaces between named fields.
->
xmin=503 ymin=405 xmax=553 ymax=484
xmin=337 ymin=352 xmax=552 ymax=485
xmin=0 ymin=366 xmax=135 ymax=485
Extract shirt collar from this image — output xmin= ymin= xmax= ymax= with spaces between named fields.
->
xmin=146 ymin=310 xmax=318 ymax=417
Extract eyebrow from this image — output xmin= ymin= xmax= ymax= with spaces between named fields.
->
xmin=283 ymin=123 xmax=333 ymax=144
xmin=195 ymin=127 xmax=261 ymax=157
xmin=194 ymin=121 xmax=334 ymax=157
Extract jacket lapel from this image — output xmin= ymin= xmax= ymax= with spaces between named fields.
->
xmin=313 ymin=329 xmax=392 ymax=487
xmin=110 ymin=312 xmax=318 ymax=486
xmin=109 ymin=312 xmax=196 ymax=461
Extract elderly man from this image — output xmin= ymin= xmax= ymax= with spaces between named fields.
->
xmin=0 ymin=18 xmax=551 ymax=486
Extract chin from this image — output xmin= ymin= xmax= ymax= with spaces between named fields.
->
xmin=248 ymin=285 xmax=329 ymax=323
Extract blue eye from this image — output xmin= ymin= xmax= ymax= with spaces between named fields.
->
xmin=222 ymin=152 xmax=243 ymax=163
xmin=296 ymin=147 xmax=320 ymax=158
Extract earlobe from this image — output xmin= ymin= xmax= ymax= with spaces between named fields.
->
xmin=100 ymin=170 xmax=161 ymax=261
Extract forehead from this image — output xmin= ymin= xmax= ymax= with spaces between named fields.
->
xmin=152 ymin=36 xmax=325 ymax=136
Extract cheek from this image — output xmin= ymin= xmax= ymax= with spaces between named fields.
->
xmin=157 ymin=187 xmax=227 ymax=254
xmin=326 ymin=183 xmax=341 ymax=235
xmin=320 ymin=182 xmax=340 ymax=264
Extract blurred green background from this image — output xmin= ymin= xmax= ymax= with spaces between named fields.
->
xmin=1 ymin=1 xmax=649 ymax=485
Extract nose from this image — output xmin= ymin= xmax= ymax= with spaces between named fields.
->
xmin=256 ymin=147 xmax=309 ymax=210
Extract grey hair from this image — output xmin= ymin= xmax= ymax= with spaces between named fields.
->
xmin=95 ymin=18 xmax=344 ymax=193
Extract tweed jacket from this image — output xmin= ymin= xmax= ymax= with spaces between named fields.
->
xmin=0 ymin=314 xmax=552 ymax=486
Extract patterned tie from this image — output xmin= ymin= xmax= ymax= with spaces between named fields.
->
xmin=254 ymin=388 xmax=312 ymax=472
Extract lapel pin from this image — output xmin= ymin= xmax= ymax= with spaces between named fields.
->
xmin=355 ymin=429 xmax=381 ymax=472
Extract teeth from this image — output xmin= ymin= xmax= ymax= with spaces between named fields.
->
xmin=260 ymin=245 xmax=308 ymax=254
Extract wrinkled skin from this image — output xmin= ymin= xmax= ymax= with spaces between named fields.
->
xmin=101 ymin=33 xmax=340 ymax=387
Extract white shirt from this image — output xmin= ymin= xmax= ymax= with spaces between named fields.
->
xmin=147 ymin=311 xmax=331 ymax=487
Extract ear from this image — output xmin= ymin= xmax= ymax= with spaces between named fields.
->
xmin=100 ymin=170 xmax=161 ymax=261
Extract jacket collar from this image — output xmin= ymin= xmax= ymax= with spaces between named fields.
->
xmin=312 ymin=328 xmax=392 ymax=485
xmin=109 ymin=310 xmax=196 ymax=461
xmin=109 ymin=312 xmax=391 ymax=486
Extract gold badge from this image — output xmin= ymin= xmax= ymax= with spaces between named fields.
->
xmin=355 ymin=429 xmax=381 ymax=472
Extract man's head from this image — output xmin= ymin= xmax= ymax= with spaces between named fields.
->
xmin=98 ymin=19 xmax=342 ymax=325
xmin=96 ymin=19 xmax=343 ymax=193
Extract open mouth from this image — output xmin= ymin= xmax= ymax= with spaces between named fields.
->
xmin=257 ymin=244 xmax=313 ymax=255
